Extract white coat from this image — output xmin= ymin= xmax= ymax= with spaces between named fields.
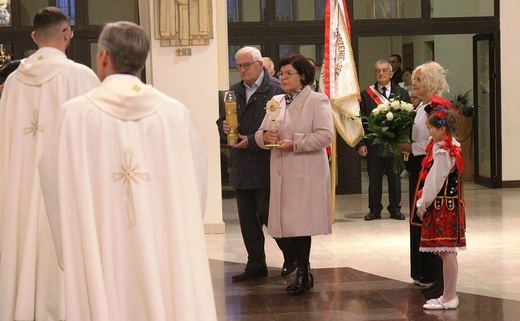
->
xmin=255 ymin=86 xmax=333 ymax=238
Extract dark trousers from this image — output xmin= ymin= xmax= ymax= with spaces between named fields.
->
xmin=235 ymin=188 xmax=294 ymax=272
xmin=366 ymin=155 xmax=401 ymax=214
xmin=408 ymin=154 xmax=438 ymax=282
xmin=283 ymin=236 xmax=311 ymax=268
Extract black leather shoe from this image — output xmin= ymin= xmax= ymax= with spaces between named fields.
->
xmin=232 ymin=269 xmax=268 ymax=282
xmin=364 ymin=212 xmax=381 ymax=221
xmin=390 ymin=211 xmax=406 ymax=220
xmin=281 ymin=261 xmax=297 ymax=276
xmin=286 ymin=266 xmax=314 ymax=295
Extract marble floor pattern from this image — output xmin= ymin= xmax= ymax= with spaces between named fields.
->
xmin=206 ymin=178 xmax=520 ymax=320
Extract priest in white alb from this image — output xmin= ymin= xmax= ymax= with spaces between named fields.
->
xmin=38 ymin=21 xmax=217 ymax=321
xmin=0 ymin=7 xmax=99 ymax=321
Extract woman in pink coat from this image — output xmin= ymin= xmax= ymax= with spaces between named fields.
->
xmin=255 ymin=54 xmax=333 ymax=295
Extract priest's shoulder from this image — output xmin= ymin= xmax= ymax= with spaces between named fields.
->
xmin=155 ymin=89 xmax=191 ymax=113
xmin=68 ymin=60 xmax=98 ymax=77
xmin=61 ymin=94 xmax=92 ymax=114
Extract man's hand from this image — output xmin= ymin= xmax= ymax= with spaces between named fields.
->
xmin=232 ymin=134 xmax=249 ymax=149
xmin=357 ymin=145 xmax=368 ymax=157
xmin=222 ymin=120 xmax=230 ymax=134
xmin=399 ymin=142 xmax=412 ymax=153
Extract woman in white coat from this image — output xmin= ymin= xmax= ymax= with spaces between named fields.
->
xmin=255 ymin=54 xmax=333 ymax=295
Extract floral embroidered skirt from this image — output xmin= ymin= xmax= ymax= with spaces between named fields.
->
xmin=419 ymin=197 xmax=466 ymax=252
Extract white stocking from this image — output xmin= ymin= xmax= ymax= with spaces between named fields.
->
xmin=439 ymin=252 xmax=458 ymax=302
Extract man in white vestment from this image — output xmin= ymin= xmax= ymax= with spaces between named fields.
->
xmin=38 ymin=21 xmax=217 ymax=321
xmin=0 ymin=7 xmax=99 ymax=321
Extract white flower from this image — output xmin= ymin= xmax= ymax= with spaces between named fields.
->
xmin=380 ymin=104 xmax=390 ymax=112
xmin=390 ymin=100 xmax=401 ymax=109
xmin=372 ymin=107 xmax=380 ymax=116
xmin=386 ymin=112 xmax=394 ymax=121
xmin=265 ymin=97 xmax=281 ymax=116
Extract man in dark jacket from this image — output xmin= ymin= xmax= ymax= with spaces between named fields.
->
xmin=217 ymin=47 xmax=296 ymax=281
xmin=389 ymin=54 xmax=403 ymax=84
xmin=357 ymin=59 xmax=410 ymax=221
xmin=0 ymin=59 xmax=20 ymax=96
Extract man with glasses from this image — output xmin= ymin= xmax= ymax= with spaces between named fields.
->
xmin=0 ymin=6 xmax=99 ymax=321
xmin=217 ymin=46 xmax=296 ymax=281
xmin=356 ymin=59 xmax=410 ymax=222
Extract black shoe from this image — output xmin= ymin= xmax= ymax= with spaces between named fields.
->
xmin=286 ymin=266 xmax=314 ymax=295
xmin=232 ymin=269 xmax=268 ymax=282
xmin=364 ymin=212 xmax=381 ymax=221
xmin=281 ymin=261 xmax=297 ymax=276
xmin=390 ymin=211 xmax=406 ymax=220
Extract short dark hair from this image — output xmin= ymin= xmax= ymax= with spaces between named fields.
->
xmin=279 ymin=54 xmax=315 ymax=86
xmin=390 ymin=54 xmax=402 ymax=63
xmin=33 ymin=7 xmax=69 ymax=31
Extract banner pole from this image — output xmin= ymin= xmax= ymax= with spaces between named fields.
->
xmin=331 ymin=130 xmax=337 ymax=223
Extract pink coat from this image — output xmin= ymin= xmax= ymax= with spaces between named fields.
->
xmin=255 ymin=86 xmax=333 ymax=238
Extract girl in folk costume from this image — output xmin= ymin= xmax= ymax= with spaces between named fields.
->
xmin=415 ymin=97 xmax=466 ymax=310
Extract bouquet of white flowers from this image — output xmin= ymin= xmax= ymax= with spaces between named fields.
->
xmin=362 ymin=98 xmax=416 ymax=173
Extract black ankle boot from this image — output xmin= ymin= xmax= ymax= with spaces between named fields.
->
xmin=286 ymin=265 xmax=314 ymax=295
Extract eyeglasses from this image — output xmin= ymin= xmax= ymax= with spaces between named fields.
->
xmin=62 ymin=26 xmax=74 ymax=39
xmin=235 ymin=60 xmax=259 ymax=71
xmin=278 ymin=71 xmax=299 ymax=78
xmin=375 ymin=68 xmax=391 ymax=74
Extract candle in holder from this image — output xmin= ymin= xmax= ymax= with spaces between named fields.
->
xmin=264 ymin=97 xmax=281 ymax=148
xmin=224 ymin=91 xmax=238 ymax=146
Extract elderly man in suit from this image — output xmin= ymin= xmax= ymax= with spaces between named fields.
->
xmin=357 ymin=59 xmax=410 ymax=221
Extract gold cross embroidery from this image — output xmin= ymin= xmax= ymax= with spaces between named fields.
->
xmin=132 ymin=84 xmax=141 ymax=93
xmin=23 ymin=109 xmax=44 ymax=137
xmin=37 ymin=55 xmax=44 ymax=61
xmin=112 ymin=150 xmax=150 ymax=226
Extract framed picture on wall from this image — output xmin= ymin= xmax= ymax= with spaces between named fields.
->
xmin=0 ymin=0 xmax=11 ymax=26
xmin=373 ymin=0 xmax=400 ymax=19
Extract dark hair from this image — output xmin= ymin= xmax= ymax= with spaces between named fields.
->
xmin=403 ymin=67 xmax=413 ymax=74
xmin=390 ymin=54 xmax=402 ymax=63
xmin=279 ymin=54 xmax=315 ymax=86
xmin=307 ymin=57 xmax=317 ymax=68
xmin=428 ymin=107 xmax=458 ymax=136
xmin=33 ymin=7 xmax=69 ymax=31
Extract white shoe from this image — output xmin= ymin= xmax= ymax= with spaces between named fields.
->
xmin=423 ymin=296 xmax=459 ymax=310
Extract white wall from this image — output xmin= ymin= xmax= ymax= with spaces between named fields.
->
xmin=433 ymin=34 xmax=473 ymax=101
xmin=357 ymin=36 xmax=393 ymax=89
xmin=147 ymin=0 xmax=225 ymax=233
xmin=500 ymin=2 xmax=520 ymax=181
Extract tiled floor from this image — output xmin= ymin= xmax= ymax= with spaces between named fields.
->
xmin=206 ymin=176 xmax=520 ymax=320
